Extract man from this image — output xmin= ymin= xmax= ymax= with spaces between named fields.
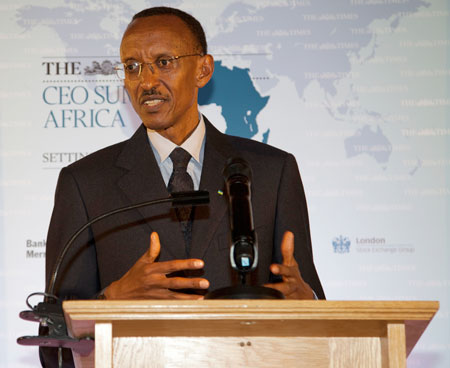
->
xmin=41 ymin=6 xmax=324 ymax=367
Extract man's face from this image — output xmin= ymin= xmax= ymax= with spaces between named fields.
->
xmin=120 ymin=15 xmax=211 ymax=143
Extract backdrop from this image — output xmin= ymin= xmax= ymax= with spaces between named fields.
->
xmin=0 ymin=0 xmax=449 ymax=366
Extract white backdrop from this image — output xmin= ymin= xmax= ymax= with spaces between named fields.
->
xmin=0 ymin=0 xmax=449 ymax=366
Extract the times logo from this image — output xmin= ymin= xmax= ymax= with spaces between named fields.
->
xmin=41 ymin=57 xmax=128 ymax=128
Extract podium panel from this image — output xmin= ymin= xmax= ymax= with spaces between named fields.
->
xmin=63 ymin=300 xmax=438 ymax=368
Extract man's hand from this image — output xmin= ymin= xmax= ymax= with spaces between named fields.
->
xmin=264 ymin=231 xmax=315 ymax=299
xmin=104 ymin=232 xmax=209 ymax=300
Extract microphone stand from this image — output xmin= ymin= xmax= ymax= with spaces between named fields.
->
xmin=206 ymin=230 xmax=284 ymax=300
xmin=205 ymin=254 xmax=284 ymax=300
xmin=205 ymin=280 xmax=284 ymax=299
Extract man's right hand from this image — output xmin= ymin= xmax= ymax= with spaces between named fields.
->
xmin=104 ymin=232 xmax=209 ymax=300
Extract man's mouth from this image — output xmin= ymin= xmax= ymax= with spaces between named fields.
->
xmin=140 ymin=94 xmax=167 ymax=112
xmin=143 ymin=99 xmax=164 ymax=107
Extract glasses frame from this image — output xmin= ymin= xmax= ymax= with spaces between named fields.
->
xmin=114 ymin=53 xmax=204 ymax=80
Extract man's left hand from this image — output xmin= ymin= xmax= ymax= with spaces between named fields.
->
xmin=264 ymin=231 xmax=315 ymax=299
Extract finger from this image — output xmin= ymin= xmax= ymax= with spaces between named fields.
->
xmin=270 ymin=263 xmax=299 ymax=279
xmin=148 ymin=232 xmax=161 ymax=262
xmin=171 ymin=292 xmax=205 ymax=300
xmin=281 ymin=231 xmax=295 ymax=266
xmin=162 ymin=277 xmax=209 ymax=290
xmin=143 ymin=288 xmax=206 ymax=300
xmin=148 ymin=258 xmax=205 ymax=274
xmin=264 ymin=281 xmax=296 ymax=297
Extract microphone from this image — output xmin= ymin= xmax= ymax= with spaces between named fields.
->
xmin=206 ymin=164 xmax=283 ymax=299
xmin=205 ymin=158 xmax=282 ymax=299
xmin=223 ymin=158 xmax=258 ymax=274
xmin=17 ymin=191 xmax=209 ymax=355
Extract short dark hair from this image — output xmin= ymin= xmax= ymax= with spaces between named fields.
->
xmin=132 ymin=7 xmax=207 ymax=54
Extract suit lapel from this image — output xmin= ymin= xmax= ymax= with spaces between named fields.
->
xmin=190 ymin=118 xmax=237 ymax=260
xmin=115 ymin=125 xmax=186 ymax=260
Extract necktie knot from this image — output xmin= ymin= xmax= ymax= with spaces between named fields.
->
xmin=170 ymin=147 xmax=191 ymax=171
xmin=168 ymin=147 xmax=194 ymax=194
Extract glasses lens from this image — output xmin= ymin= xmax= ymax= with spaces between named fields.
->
xmin=115 ymin=66 xmax=125 ymax=80
xmin=124 ymin=62 xmax=141 ymax=80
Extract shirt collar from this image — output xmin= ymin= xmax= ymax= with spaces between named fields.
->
xmin=147 ymin=114 xmax=205 ymax=164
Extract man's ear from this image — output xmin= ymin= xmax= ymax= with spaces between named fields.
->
xmin=196 ymin=54 xmax=214 ymax=88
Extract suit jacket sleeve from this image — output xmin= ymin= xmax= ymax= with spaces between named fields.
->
xmin=272 ymin=153 xmax=325 ymax=299
xmin=40 ymin=167 xmax=100 ymax=368
xmin=45 ymin=167 xmax=100 ymax=299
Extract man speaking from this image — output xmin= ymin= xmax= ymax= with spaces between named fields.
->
xmin=41 ymin=6 xmax=325 ymax=367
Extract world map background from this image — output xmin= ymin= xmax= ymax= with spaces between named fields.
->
xmin=0 ymin=0 xmax=449 ymax=366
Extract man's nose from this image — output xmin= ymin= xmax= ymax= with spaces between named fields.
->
xmin=139 ymin=63 xmax=159 ymax=87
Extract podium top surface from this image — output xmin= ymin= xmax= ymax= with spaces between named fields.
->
xmin=63 ymin=300 xmax=438 ymax=322
xmin=63 ymin=300 xmax=438 ymax=357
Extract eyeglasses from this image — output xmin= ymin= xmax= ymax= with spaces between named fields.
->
xmin=114 ymin=53 xmax=204 ymax=80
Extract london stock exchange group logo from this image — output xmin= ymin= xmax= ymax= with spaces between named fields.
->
xmin=332 ymin=235 xmax=351 ymax=253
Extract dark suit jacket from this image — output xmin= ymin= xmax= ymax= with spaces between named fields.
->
xmin=41 ymin=117 xmax=324 ymax=366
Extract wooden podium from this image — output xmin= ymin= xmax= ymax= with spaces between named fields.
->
xmin=63 ymin=300 xmax=438 ymax=368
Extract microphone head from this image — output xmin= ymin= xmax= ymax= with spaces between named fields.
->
xmin=170 ymin=190 xmax=210 ymax=207
xmin=223 ymin=157 xmax=252 ymax=182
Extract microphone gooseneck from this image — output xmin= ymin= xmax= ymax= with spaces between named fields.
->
xmin=47 ymin=190 xmax=209 ymax=296
xmin=18 ymin=191 xmax=209 ymax=356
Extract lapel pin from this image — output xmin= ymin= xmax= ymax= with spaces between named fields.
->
xmin=217 ymin=190 xmax=223 ymax=195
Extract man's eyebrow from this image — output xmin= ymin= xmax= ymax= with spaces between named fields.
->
xmin=152 ymin=52 xmax=173 ymax=58
xmin=122 ymin=53 xmax=173 ymax=63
